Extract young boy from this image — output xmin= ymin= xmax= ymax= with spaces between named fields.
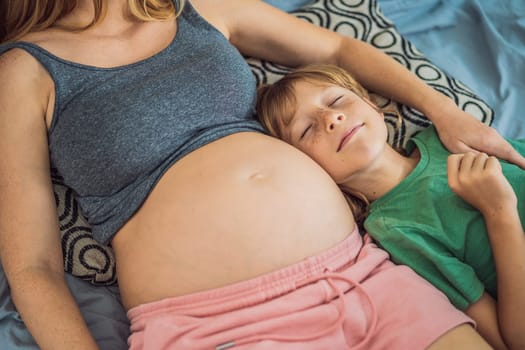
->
xmin=257 ymin=64 xmax=525 ymax=350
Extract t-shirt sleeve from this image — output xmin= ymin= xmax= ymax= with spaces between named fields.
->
xmin=365 ymin=216 xmax=485 ymax=310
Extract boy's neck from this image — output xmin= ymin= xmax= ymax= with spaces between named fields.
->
xmin=340 ymin=147 xmax=420 ymax=202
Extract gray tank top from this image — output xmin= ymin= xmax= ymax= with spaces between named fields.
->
xmin=0 ymin=1 xmax=265 ymax=244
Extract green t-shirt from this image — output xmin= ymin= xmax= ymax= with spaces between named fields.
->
xmin=365 ymin=125 xmax=525 ymax=310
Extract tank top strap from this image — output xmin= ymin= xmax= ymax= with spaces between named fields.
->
xmin=0 ymin=41 xmax=105 ymax=129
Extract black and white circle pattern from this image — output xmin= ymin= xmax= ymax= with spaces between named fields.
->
xmin=53 ymin=178 xmax=116 ymax=285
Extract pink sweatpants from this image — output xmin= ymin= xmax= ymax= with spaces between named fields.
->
xmin=127 ymin=230 xmax=472 ymax=350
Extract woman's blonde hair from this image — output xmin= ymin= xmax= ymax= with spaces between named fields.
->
xmin=1 ymin=0 xmax=185 ymax=43
xmin=257 ymin=64 xmax=394 ymax=229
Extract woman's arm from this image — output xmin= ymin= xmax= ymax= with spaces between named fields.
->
xmin=333 ymin=38 xmax=525 ymax=170
xmin=194 ymin=0 xmax=525 ymax=169
xmin=448 ymin=152 xmax=525 ymax=350
xmin=0 ymin=49 xmax=99 ymax=350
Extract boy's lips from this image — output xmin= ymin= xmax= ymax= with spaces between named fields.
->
xmin=337 ymin=123 xmax=364 ymax=152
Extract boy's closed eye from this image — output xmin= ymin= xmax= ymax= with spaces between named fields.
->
xmin=329 ymin=95 xmax=343 ymax=106
xmin=300 ymin=124 xmax=312 ymax=139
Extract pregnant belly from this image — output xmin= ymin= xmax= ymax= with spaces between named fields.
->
xmin=113 ymin=132 xmax=355 ymax=309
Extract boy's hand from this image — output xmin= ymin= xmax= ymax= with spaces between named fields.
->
xmin=447 ymin=152 xmax=517 ymax=217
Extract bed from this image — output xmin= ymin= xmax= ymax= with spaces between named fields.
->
xmin=0 ymin=0 xmax=523 ymax=348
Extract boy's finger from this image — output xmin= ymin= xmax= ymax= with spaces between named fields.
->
xmin=458 ymin=152 xmax=476 ymax=171
xmin=485 ymin=156 xmax=502 ymax=172
xmin=471 ymin=153 xmax=489 ymax=171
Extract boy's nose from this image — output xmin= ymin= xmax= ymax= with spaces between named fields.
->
xmin=324 ymin=113 xmax=345 ymax=132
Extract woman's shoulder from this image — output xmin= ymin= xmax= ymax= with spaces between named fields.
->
xmin=0 ymin=44 xmax=53 ymax=89
xmin=0 ymin=46 xmax=48 ymax=86
xmin=0 ymin=45 xmax=54 ymax=124
xmin=1 ymin=24 xmax=69 ymax=82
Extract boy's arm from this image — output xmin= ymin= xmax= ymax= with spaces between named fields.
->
xmin=448 ymin=153 xmax=525 ymax=350
xmin=465 ymin=293 xmax=507 ymax=350
xmin=482 ymin=206 xmax=525 ymax=350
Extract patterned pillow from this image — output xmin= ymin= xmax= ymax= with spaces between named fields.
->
xmin=57 ymin=0 xmax=493 ymax=285
xmin=53 ymin=176 xmax=116 ymax=285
